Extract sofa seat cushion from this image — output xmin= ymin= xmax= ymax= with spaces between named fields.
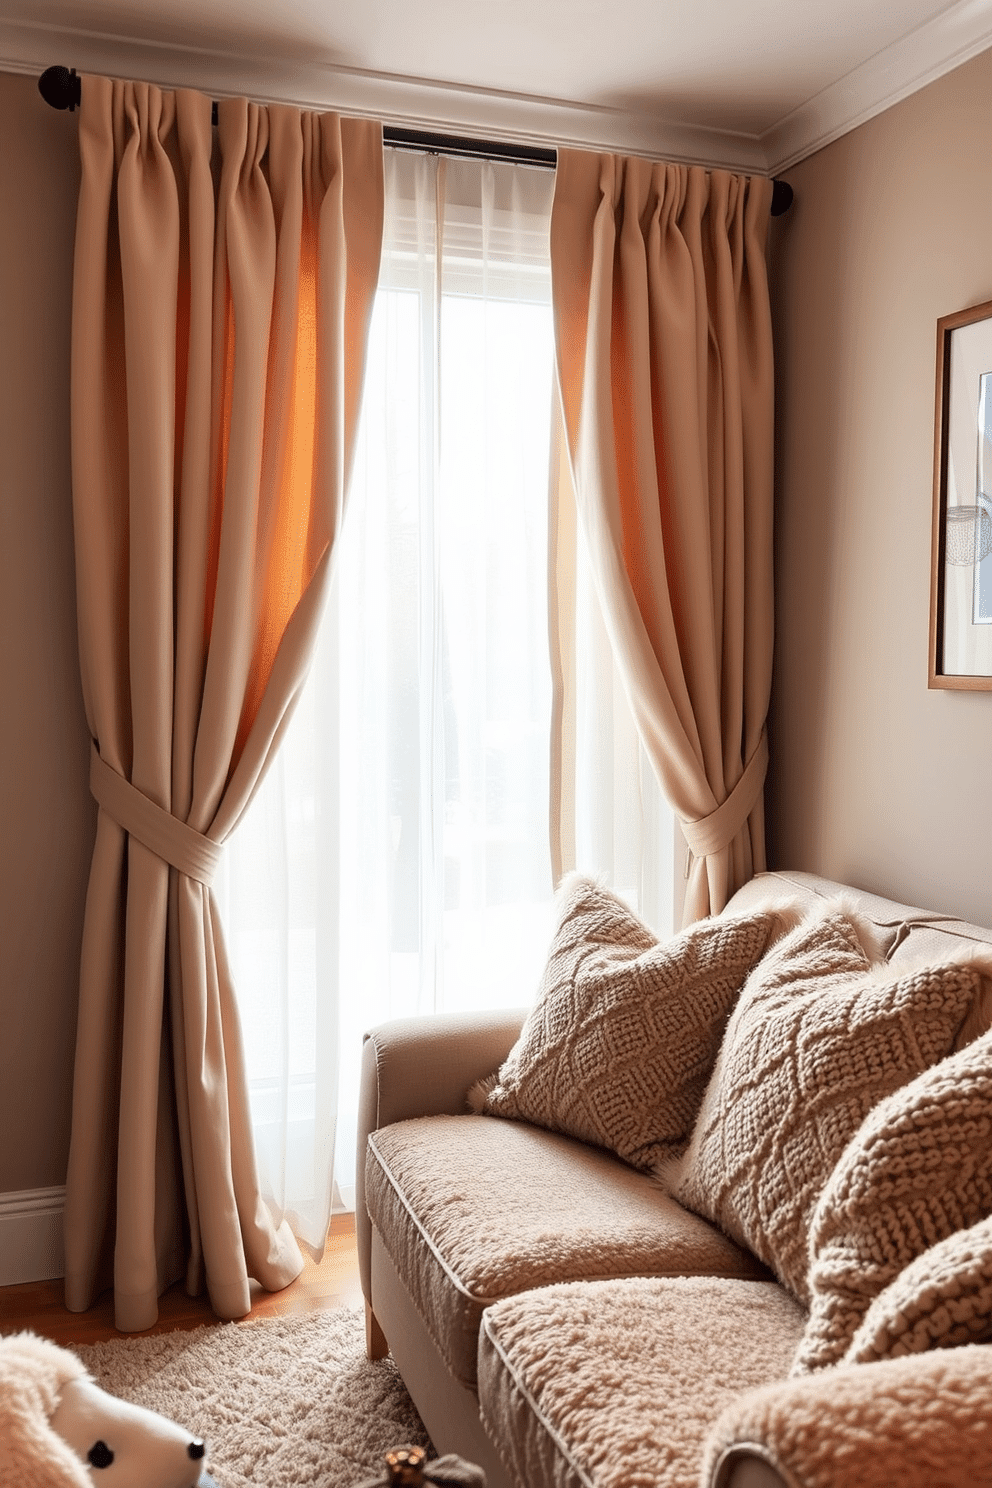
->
xmin=477 ymin=1275 xmax=806 ymax=1488
xmin=366 ymin=1115 xmax=771 ymax=1388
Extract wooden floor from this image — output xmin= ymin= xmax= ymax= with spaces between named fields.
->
xmin=0 ymin=1212 xmax=364 ymax=1345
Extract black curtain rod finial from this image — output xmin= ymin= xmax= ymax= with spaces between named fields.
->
xmin=770 ymin=178 xmax=794 ymax=216
xmin=39 ymin=65 xmax=81 ymax=111
xmin=40 ymin=65 xmax=220 ymax=125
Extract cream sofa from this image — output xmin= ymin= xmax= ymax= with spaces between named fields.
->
xmin=355 ymin=870 xmax=992 ymax=1487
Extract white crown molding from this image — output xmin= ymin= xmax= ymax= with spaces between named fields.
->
xmin=0 ymin=1185 xmax=65 ymax=1285
xmin=764 ymin=0 xmax=992 ymax=173
xmin=3 ymin=2 xmax=992 ymax=178
xmin=0 ymin=17 xmax=767 ymax=172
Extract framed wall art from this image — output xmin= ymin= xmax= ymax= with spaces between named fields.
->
xmin=930 ymin=297 xmax=992 ymax=689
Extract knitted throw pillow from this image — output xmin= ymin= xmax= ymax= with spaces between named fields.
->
xmin=469 ymin=874 xmax=801 ymax=1174
xmin=672 ymin=909 xmax=990 ymax=1304
xmin=841 ymin=1214 xmax=992 ymax=1366
xmin=794 ymin=1024 xmax=992 ymax=1373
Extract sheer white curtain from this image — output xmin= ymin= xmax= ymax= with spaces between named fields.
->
xmin=216 ymin=146 xmax=674 ymax=1255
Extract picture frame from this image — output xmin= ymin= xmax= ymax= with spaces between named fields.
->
xmin=929 ymin=297 xmax=992 ymax=689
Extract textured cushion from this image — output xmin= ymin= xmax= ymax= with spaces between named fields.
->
xmin=703 ymin=1346 xmax=992 ymax=1488
xmin=478 ymin=1276 xmax=806 ymax=1488
xmin=365 ymin=1114 xmax=770 ymax=1388
xmin=673 ymin=906 xmax=990 ymax=1303
xmin=471 ymin=873 xmax=801 ymax=1173
xmin=842 ymin=1214 xmax=992 ymax=1364
xmin=795 ymin=1026 xmax=992 ymax=1373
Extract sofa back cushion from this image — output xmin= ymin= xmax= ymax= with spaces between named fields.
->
xmin=470 ymin=873 xmax=801 ymax=1174
xmin=672 ymin=904 xmax=992 ymax=1303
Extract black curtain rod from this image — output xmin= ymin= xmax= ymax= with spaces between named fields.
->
xmin=383 ymin=125 xmax=556 ymax=170
xmin=38 ymin=66 xmax=794 ymax=215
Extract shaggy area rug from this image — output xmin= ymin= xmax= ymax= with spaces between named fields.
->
xmin=74 ymin=1308 xmax=432 ymax=1487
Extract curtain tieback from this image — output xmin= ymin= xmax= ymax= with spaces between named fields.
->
xmin=680 ymin=729 xmax=769 ymax=861
xmin=89 ymin=743 xmax=222 ymax=886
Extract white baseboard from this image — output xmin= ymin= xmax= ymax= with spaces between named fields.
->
xmin=0 ymin=1186 xmax=65 ymax=1286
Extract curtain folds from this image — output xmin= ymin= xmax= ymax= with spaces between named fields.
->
xmin=550 ymin=151 xmax=775 ymax=923
xmin=218 ymin=147 xmax=567 ymax=1240
xmin=65 ymin=73 xmax=383 ymax=1330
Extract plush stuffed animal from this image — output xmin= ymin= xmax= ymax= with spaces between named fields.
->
xmin=0 ymin=1331 xmax=216 ymax=1488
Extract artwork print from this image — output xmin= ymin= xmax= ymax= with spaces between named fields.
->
xmin=929 ymin=300 xmax=992 ymax=688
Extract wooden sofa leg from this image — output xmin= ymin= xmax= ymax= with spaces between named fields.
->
xmin=366 ymin=1301 xmax=389 ymax=1360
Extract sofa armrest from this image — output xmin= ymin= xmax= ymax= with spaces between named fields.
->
xmin=355 ymin=1008 xmax=527 ymax=1304
xmin=704 ymin=1345 xmax=992 ymax=1488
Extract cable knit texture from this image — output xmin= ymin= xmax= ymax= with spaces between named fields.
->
xmin=703 ymin=1346 xmax=992 ymax=1488
xmin=842 ymin=1214 xmax=992 ymax=1364
xmin=470 ymin=873 xmax=802 ymax=1173
xmin=673 ymin=907 xmax=990 ymax=1303
xmin=795 ymin=1027 xmax=992 ymax=1373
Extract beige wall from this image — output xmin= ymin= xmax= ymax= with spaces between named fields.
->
xmin=768 ymin=46 xmax=992 ymax=928
xmin=0 ymin=71 xmax=93 ymax=1192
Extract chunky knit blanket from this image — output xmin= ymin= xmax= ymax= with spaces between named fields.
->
xmin=796 ymin=1025 xmax=992 ymax=1373
xmin=844 ymin=1212 xmax=992 ymax=1364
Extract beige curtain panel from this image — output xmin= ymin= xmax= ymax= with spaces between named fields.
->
xmin=550 ymin=151 xmax=775 ymax=923
xmin=65 ymin=74 xmax=383 ymax=1331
